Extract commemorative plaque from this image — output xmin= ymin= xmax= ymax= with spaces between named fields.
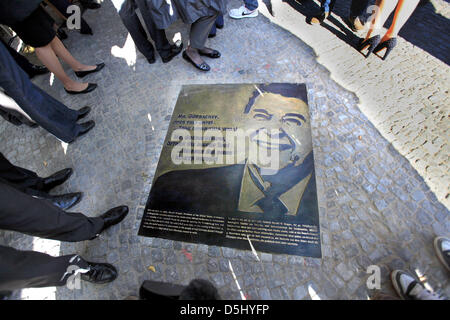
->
xmin=138 ymin=83 xmax=321 ymax=258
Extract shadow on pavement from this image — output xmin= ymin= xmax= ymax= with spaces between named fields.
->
xmin=282 ymin=0 xmax=450 ymax=65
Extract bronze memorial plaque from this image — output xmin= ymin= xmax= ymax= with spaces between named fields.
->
xmin=138 ymin=83 xmax=321 ymax=258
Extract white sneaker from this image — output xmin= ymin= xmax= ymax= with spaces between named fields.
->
xmin=391 ymin=270 xmax=445 ymax=300
xmin=229 ymin=6 xmax=258 ymax=19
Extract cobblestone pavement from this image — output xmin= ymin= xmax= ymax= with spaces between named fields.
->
xmin=0 ymin=0 xmax=449 ymax=300
xmin=262 ymin=0 xmax=450 ymax=209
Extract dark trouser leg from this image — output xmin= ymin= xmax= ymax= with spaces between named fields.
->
xmin=209 ymin=15 xmax=224 ymax=36
xmin=0 ymin=181 xmax=104 ymax=242
xmin=0 ymin=245 xmax=89 ymax=291
xmin=350 ymin=0 xmax=371 ymax=19
xmin=0 ymin=39 xmax=35 ymax=78
xmin=0 ymin=153 xmax=44 ymax=191
xmin=135 ymin=0 xmax=172 ymax=59
xmin=190 ymin=13 xmax=220 ymax=50
xmin=0 ymin=42 xmax=80 ymax=143
xmin=117 ymin=0 xmax=156 ymax=60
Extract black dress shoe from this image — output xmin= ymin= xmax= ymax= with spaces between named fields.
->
xmin=42 ymin=168 xmax=73 ymax=192
xmin=77 ymin=106 xmax=91 ymax=120
xmin=161 ymin=43 xmax=183 ymax=63
xmin=48 ymin=192 xmax=83 ymax=210
xmin=65 ymin=83 xmax=97 ymax=95
xmin=147 ymin=56 xmax=156 ymax=64
xmin=81 ymin=262 xmax=117 ymax=284
xmin=199 ymin=49 xmax=221 ymax=59
xmin=29 ymin=65 xmax=49 ymax=79
xmin=72 ymin=121 xmax=95 ymax=142
xmin=99 ymin=206 xmax=129 ymax=233
xmin=182 ymin=51 xmax=210 ymax=72
xmin=75 ymin=63 xmax=105 ymax=78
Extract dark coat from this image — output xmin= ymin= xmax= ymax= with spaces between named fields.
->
xmin=0 ymin=0 xmax=43 ymax=25
xmin=145 ymin=0 xmax=227 ymax=29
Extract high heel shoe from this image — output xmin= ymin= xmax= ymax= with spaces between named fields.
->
xmin=65 ymin=83 xmax=97 ymax=95
xmin=75 ymin=63 xmax=105 ymax=78
xmin=358 ymin=35 xmax=381 ymax=58
xmin=374 ymin=37 xmax=397 ymax=61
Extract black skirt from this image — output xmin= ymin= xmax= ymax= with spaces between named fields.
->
xmin=11 ymin=6 xmax=56 ymax=48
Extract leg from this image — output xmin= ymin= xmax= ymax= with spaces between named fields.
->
xmin=0 ymin=153 xmax=43 ymax=191
xmin=187 ymin=13 xmax=219 ymax=65
xmin=365 ymin=0 xmax=397 ymax=40
xmin=0 ymin=91 xmax=35 ymax=123
xmin=321 ymin=0 xmax=336 ymax=13
xmin=310 ymin=0 xmax=336 ymax=24
xmin=34 ymin=41 xmax=88 ymax=92
xmin=381 ymin=0 xmax=420 ymax=41
xmin=244 ymin=0 xmax=259 ymax=11
xmin=0 ymin=181 xmax=104 ymax=242
xmin=135 ymin=0 xmax=173 ymax=59
xmin=116 ymin=0 xmax=156 ymax=61
xmin=0 ymin=41 xmax=80 ymax=142
xmin=190 ymin=14 xmax=220 ymax=50
xmin=0 ymin=39 xmax=36 ymax=77
xmin=48 ymin=36 xmax=95 ymax=73
xmin=0 ymin=245 xmax=90 ymax=291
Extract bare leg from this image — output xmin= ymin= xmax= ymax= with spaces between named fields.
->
xmin=49 ymin=37 xmax=95 ymax=72
xmin=35 ymin=43 xmax=88 ymax=92
xmin=381 ymin=0 xmax=420 ymax=42
xmin=365 ymin=0 xmax=397 ymax=40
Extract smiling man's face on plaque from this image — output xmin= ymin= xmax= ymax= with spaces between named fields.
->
xmin=246 ymin=91 xmax=312 ymax=172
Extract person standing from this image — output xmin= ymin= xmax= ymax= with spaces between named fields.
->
xmin=0 ymin=174 xmax=129 ymax=293
xmin=112 ymin=0 xmax=183 ymax=64
xmin=310 ymin=0 xmax=370 ymax=31
xmin=0 ymin=0 xmax=104 ymax=94
xmin=0 ymin=41 xmax=95 ymax=143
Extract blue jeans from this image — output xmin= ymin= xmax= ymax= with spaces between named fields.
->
xmin=244 ymin=0 xmax=258 ymax=11
xmin=209 ymin=14 xmax=224 ymax=36
xmin=0 ymin=42 xmax=80 ymax=142
xmin=321 ymin=0 xmax=336 ymax=13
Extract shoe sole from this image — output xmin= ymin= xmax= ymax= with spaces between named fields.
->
xmin=229 ymin=12 xmax=258 ymax=19
xmin=434 ymin=237 xmax=450 ymax=272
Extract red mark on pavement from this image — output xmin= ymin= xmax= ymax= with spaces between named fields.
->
xmin=181 ymin=249 xmax=192 ymax=262
xmin=264 ymin=64 xmax=271 ymax=69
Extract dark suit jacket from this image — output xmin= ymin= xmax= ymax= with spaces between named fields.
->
xmin=0 ymin=0 xmax=42 ymax=25
xmin=147 ymin=153 xmax=318 ymax=223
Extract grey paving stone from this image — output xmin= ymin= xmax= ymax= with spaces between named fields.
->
xmin=2 ymin=0 xmax=449 ymax=301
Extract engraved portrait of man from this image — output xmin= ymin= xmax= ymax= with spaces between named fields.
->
xmin=146 ymin=83 xmax=317 ymax=222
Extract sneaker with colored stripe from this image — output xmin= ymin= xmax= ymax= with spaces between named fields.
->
xmin=391 ymin=270 xmax=445 ymax=300
xmin=434 ymin=236 xmax=450 ymax=272
xmin=229 ymin=6 xmax=258 ymax=19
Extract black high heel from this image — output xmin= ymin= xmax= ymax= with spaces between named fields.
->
xmin=374 ymin=37 xmax=397 ymax=60
xmin=358 ymin=35 xmax=381 ymax=58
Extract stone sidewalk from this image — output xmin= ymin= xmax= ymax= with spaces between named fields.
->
xmin=261 ymin=0 xmax=450 ymax=209
xmin=0 ymin=0 xmax=449 ymax=300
